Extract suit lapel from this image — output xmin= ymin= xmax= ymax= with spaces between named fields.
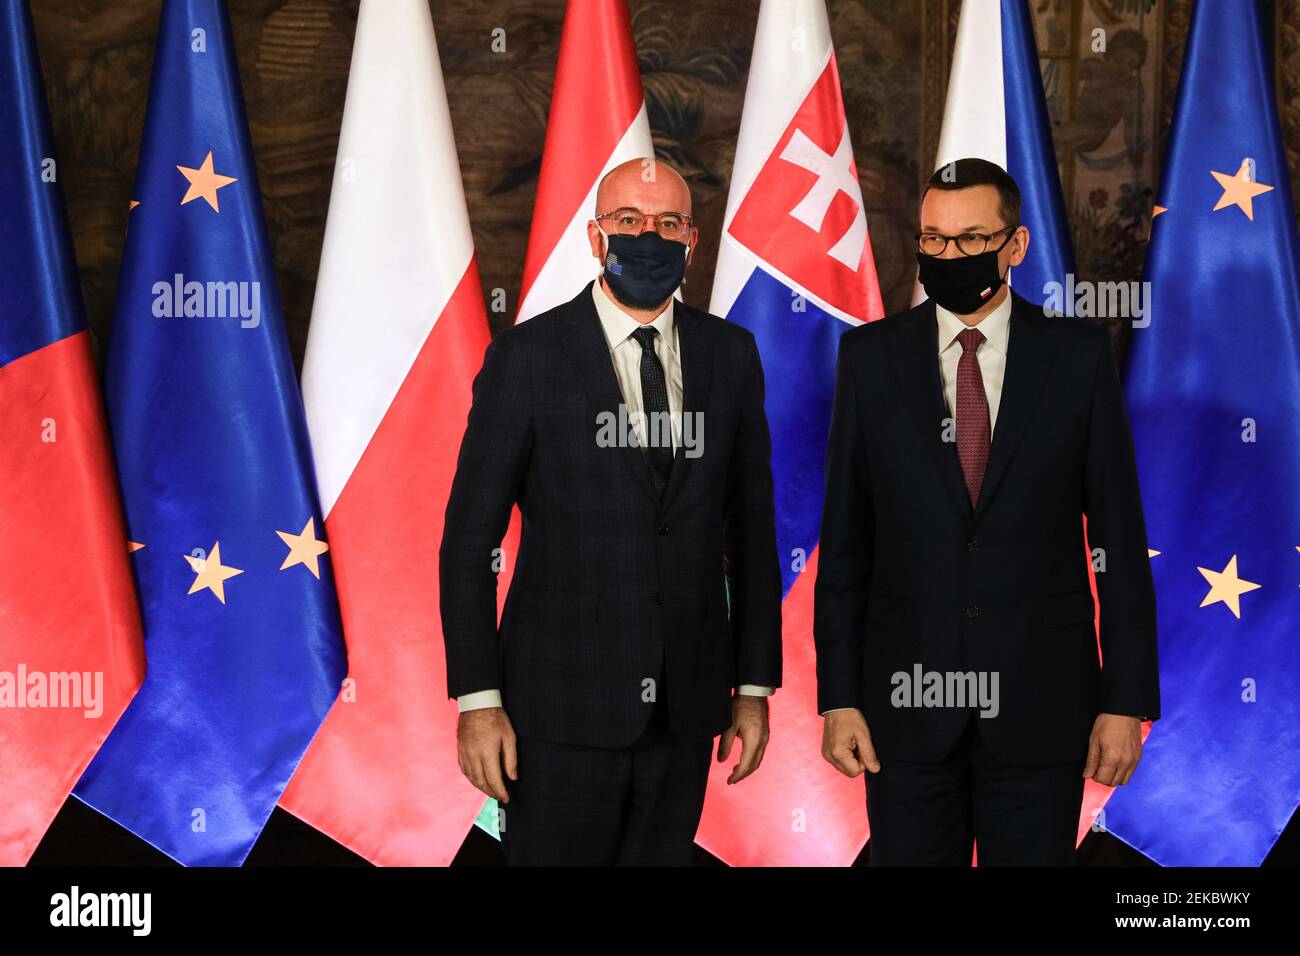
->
xmin=660 ymin=303 xmax=712 ymax=514
xmin=971 ymin=293 xmax=1057 ymax=523
xmin=890 ymin=300 xmax=971 ymax=519
xmin=561 ymin=281 xmax=661 ymax=505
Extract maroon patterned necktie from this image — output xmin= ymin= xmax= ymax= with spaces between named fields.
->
xmin=955 ymin=327 xmax=990 ymax=508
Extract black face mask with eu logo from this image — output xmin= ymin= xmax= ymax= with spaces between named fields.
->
xmin=602 ymin=232 xmax=688 ymax=309
xmin=915 ymin=248 xmax=1009 ymax=316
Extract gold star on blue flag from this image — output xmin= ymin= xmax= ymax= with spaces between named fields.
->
xmin=1106 ymin=0 xmax=1300 ymax=866
xmin=72 ymin=0 xmax=347 ymax=867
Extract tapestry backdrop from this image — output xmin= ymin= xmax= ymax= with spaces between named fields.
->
xmin=29 ymin=0 xmax=1298 ymax=366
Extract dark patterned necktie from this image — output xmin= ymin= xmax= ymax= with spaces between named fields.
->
xmin=955 ymin=327 xmax=990 ymax=508
xmin=632 ymin=326 xmax=674 ymax=496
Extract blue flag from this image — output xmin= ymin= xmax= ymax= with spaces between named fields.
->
xmin=73 ymin=0 xmax=347 ymax=866
xmin=932 ymin=0 xmax=1076 ymax=309
xmin=1105 ymin=0 xmax=1300 ymax=866
xmin=1000 ymin=0 xmax=1076 ymax=305
xmin=0 ymin=0 xmax=81 ymax=363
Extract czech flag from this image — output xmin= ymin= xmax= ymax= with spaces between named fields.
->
xmin=922 ymin=0 xmax=1075 ymax=306
xmin=929 ymin=0 xmax=1122 ymax=856
xmin=0 ymin=0 xmax=145 ymax=867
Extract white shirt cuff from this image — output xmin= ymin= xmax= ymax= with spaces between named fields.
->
xmin=457 ymin=689 xmax=503 ymax=712
xmin=462 ymin=687 xmax=775 ymax=709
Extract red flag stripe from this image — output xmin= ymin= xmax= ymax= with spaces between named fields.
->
xmin=280 ymin=259 xmax=516 ymax=865
xmin=0 ymin=330 xmax=145 ymax=865
xmin=695 ymin=548 xmax=870 ymax=865
xmin=517 ymin=0 xmax=645 ymax=311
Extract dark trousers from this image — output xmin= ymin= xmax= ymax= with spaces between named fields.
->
xmin=865 ymin=713 xmax=1086 ymax=866
xmin=500 ymin=694 xmax=713 ymax=866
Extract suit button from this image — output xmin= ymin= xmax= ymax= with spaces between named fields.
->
xmin=965 ymin=605 xmax=980 ymax=619
xmin=657 ymin=523 xmax=669 ymax=535
xmin=967 ymin=539 xmax=980 ymax=552
xmin=651 ymin=592 xmax=664 ymax=606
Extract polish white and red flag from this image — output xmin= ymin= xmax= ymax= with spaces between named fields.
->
xmin=280 ymin=0 xmax=498 ymax=865
xmin=698 ymin=0 xmax=885 ymax=866
xmin=516 ymin=0 xmax=653 ymax=321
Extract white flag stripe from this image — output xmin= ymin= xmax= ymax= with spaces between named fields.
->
xmin=516 ymin=103 xmax=653 ymax=323
xmin=933 ymin=0 xmax=1007 ymax=171
xmin=302 ymin=0 xmax=474 ymax=516
xmin=720 ymin=2 xmax=832 ymax=230
xmin=912 ymin=0 xmax=1007 ymax=305
xmin=711 ymin=0 xmax=834 ymax=319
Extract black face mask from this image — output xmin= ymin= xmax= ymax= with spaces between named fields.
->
xmin=916 ymin=246 xmax=1009 ymax=315
xmin=602 ymin=231 xmax=688 ymax=309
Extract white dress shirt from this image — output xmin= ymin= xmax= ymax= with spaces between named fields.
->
xmin=457 ymin=280 xmax=773 ymax=712
xmin=819 ymin=292 xmax=1014 ymax=717
xmin=936 ymin=290 xmax=1012 ymax=433
xmin=592 ymin=277 xmax=684 ymax=453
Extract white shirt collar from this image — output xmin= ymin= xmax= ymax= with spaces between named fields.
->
xmin=936 ymin=288 xmax=1012 ymax=357
xmin=592 ymin=279 xmax=677 ymax=355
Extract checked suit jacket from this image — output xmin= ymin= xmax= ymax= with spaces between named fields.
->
xmin=439 ymin=279 xmax=782 ymax=749
xmin=814 ymin=290 xmax=1160 ymax=765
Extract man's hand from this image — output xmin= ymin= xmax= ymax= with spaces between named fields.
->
xmin=717 ymin=694 xmax=770 ymax=784
xmin=1082 ymin=713 xmax=1144 ymax=786
xmin=821 ymin=708 xmax=881 ymax=776
xmin=457 ymin=706 xmax=517 ymax=803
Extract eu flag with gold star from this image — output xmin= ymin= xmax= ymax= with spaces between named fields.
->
xmin=1105 ymin=0 xmax=1300 ymax=866
xmin=72 ymin=0 xmax=347 ymax=866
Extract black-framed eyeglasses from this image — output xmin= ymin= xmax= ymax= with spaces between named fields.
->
xmin=916 ymin=225 xmax=1019 ymax=257
xmin=595 ymin=207 xmax=695 ymax=241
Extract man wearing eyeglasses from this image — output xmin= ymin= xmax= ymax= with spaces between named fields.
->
xmin=440 ymin=157 xmax=782 ymax=865
xmin=815 ymin=157 xmax=1159 ymax=865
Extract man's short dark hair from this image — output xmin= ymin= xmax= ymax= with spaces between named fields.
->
xmin=923 ymin=158 xmax=1021 ymax=227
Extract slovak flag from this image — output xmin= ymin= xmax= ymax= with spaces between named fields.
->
xmin=516 ymin=0 xmax=652 ymax=322
xmin=281 ymin=0 xmax=496 ymax=866
xmin=697 ymin=0 xmax=885 ymax=867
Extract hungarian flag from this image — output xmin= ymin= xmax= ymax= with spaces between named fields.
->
xmin=516 ymin=0 xmax=652 ymax=322
xmin=698 ymin=0 xmax=885 ymax=867
xmin=279 ymin=0 xmax=497 ymax=865
xmin=0 ymin=0 xmax=145 ymax=866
